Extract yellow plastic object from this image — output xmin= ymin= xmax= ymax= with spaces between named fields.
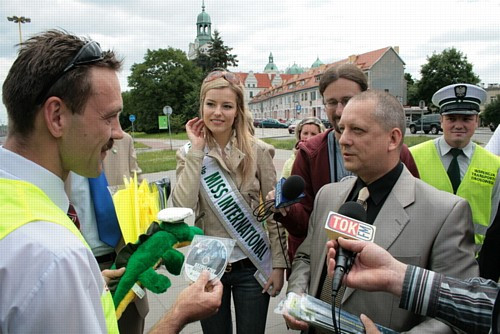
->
xmin=112 ymin=172 xmax=160 ymax=244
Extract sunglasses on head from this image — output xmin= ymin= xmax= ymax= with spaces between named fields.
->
xmin=36 ymin=40 xmax=104 ymax=104
xmin=203 ymin=69 xmax=241 ymax=85
xmin=300 ymin=117 xmax=322 ymax=126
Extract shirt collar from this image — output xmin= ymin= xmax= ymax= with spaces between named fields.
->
xmin=355 ymin=162 xmax=403 ymax=205
xmin=215 ymin=131 xmax=235 ymax=157
xmin=438 ymin=137 xmax=474 ymax=159
xmin=0 ymin=146 xmax=69 ymax=212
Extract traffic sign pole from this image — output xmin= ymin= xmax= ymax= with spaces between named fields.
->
xmin=163 ymin=106 xmax=173 ymax=150
xmin=129 ymin=114 xmax=136 ymax=141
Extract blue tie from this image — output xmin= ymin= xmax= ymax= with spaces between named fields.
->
xmin=88 ymin=172 xmax=121 ymax=247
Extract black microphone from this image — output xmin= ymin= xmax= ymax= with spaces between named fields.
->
xmin=330 ymin=201 xmax=367 ymax=297
xmin=275 ymin=175 xmax=305 ymax=208
xmin=253 ymin=175 xmax=305 ymax=222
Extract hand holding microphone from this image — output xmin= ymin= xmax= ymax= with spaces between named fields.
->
xmin=326 ymin=238 xmax=407 ymax=298
xmin=254 ymin=175 xmax=305 ymax=222
xmin=324 ymin=201 xmax=375 ymax=297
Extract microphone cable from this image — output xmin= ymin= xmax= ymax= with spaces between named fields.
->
xmin=253 ymin=201 xmax=291 ymax=270
xmin=252 ymin=199 xmax=275 ymax=222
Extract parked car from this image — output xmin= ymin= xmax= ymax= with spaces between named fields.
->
xmin=409 ymin=114 xmax=442 ymax=134
xmin=287 ymin=120 xmax=302 ymax=134
xmin=253 ymin=118 xmax=264 ymax=127
xmin=259 ymin=118 xmax=288 ymax=128
xmin=321 ymin=119 xmax=332 ymax=129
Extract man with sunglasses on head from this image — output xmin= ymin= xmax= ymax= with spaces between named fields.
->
xmin=266 ymin=64 xmax=419 ymax=269
xmin=0 ymin=30 xmax=222 ymax=334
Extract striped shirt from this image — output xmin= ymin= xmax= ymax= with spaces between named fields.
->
xmin=400 ymin=265 xmax=500 ymax=334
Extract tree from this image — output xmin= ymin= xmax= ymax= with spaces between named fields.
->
xmin=195 ymin=30 xmax=238 ymax=73
xmin=405 ymin=73 xmax=420 ymax=106
xmin=481 ymin=95 xmax=500 ymax=129
xmin=417 ymin=48 xmax=480 ymax=107
xmin=124 ymin=48 xmax=203 ymax=133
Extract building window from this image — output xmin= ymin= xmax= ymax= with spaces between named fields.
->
xmin=311 ymin=91 xmax=316 ymax=100
xmin=250 ymin=92 xmax=253 ymax=98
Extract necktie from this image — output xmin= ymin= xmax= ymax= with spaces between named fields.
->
xmin=356 ymin=187 xmax=369 ymax=211
xmin=88 ymin=172 xmax=121 ymax=247
xmin=319 ymin=187 xmax=370 ymax=307
xmin=67 ymin=202 xmax=80 ymax=229
xmin=447 ymin=148 xmax=462 ymax=194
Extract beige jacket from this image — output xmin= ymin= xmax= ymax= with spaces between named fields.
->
xmin=172 ymin=138 xmax=288 ymax=268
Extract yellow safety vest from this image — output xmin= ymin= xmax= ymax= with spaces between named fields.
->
xmin=411 ymin=140 xmax=500 ymax=249
xmin=0 ymin=178 xmax=119 ymax=334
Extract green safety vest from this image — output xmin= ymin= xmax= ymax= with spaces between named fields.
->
xmin=0 ymin=178 xmax=119 ymax=334
xmin=410 ymin=140 xmax=500 ymax=249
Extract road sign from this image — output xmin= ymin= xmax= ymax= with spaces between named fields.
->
xmin=163 ymin=106 xmax=173 ymax=115
xmin=129 ymin=114 xmax=136 ymax=123
xmin=295 ymin=104 xmax=302 ymax=111
xmin=158 ymin=116 xmax=169 ymax=129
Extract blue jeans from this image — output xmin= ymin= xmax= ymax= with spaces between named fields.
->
xmin=200 ymin=265 xmax=270 ymax=334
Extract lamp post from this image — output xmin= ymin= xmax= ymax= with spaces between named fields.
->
xmin=7 ymin=16 xmax=31 ymax=44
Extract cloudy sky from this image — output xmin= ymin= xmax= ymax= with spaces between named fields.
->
xmin=1 ymin=0 xmax=499 ymax=124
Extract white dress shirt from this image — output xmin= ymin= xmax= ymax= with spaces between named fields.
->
xmin=0 ymin=147 xmax=109 ymax=334
xmin=67 ymin=172 xmax=115 ymax=257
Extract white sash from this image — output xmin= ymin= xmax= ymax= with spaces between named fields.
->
xmin=183 ymin=143 xmax=272 ymax=287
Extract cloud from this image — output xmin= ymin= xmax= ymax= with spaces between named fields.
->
xmin=1 ymin=0 xmax=499 ymax=122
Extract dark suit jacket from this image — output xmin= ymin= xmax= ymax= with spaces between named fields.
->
xmin=287 ymin=167 xmax=479 ymax=333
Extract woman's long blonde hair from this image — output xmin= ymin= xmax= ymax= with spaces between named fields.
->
xmin=199 ymin=75 xmax=256 ymax=182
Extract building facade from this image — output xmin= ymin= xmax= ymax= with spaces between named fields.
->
xmin=248 ymin=47 xmax=407 ymax=121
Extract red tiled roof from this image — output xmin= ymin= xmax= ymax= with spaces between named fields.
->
xmin=234 ymin=72 xmax=248 ymax=82
xmin=249 ymin=47 xmax=402 ymax=103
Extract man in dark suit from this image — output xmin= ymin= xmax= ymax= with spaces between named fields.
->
xmin=284 ymin=90 xmax=479 ymax=333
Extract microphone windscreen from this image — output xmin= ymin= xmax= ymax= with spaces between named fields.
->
xmin=338 ymin=201 xmax=367 ymax=222
xmin=282 ymin=175 xmax=305 ymax=200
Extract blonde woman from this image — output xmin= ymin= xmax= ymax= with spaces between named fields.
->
xmin=172 ymin=69 xmax=287 ymax=334
xmin=281 ymin=117 xmax=325 ymax=179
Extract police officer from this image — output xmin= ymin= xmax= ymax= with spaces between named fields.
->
xmin=410 ymin=83 xmax=500 ymax=280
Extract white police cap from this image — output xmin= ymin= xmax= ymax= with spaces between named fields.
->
xmin=432 ymin=83 xmax=487 ymax=115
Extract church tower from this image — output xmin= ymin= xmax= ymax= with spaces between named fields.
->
xmin=188 ymin=1 xmax=213 ymax=60
xmin=264 ymin=52 xmax=279 ymax=73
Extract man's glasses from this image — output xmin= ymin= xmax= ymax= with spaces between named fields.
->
xmin=36 ymin=40 xmax=104 ymax=104
xmin=203 ymin=69 xmax=241 ymax=85
xmin=324 ymin=96 xmax=352 ymax=111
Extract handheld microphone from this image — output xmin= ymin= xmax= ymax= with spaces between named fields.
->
xmin=324 ymin=201 xmax=375 ymax=296
xmin=275 ymin=175 xmax=306 ymax=208
xmin=253 ymin=175 xmax=305 ymax=222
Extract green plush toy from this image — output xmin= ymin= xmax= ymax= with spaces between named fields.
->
xmin=108 ymin=208 xmax=203 ymax=319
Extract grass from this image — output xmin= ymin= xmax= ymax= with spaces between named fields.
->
xmin=135 ymin=134 xmax=443 ymax=174
xmin=132 ymin=132 xmax=188 ymax=140
xmin=404 ymin=136 xmax=434 ymax=147
xmin=261 ymin=138 xmax=296 ymax=150
xmin=262 ymin=135 xmax=435 ymax=150
xmin=137 ymin=149 xmax=177 ymax=174
xmin=134 ymin=141 xmax=150 ymax=149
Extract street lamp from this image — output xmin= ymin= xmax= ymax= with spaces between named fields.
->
xmin=7 ymin=16 xmax=31 ymax=44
